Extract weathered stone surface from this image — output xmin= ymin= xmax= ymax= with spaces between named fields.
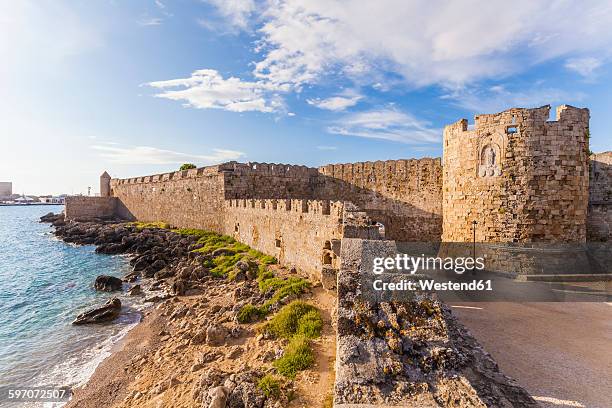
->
xmin=335 ymin=239 xmax=539 ymax=407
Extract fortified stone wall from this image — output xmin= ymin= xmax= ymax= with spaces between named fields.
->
xmin=317 ymin=159 xmax=443 ymax=241
xmin=443 ymin=105 xmax=590 ymax=243
xmin=109 ymin=165 xmax=226 ymax=231
xmin=223 ymin=162 xmax=318 ymax=199
xmin=65 ymin=196 xmax=117 ymax=220
xmin=222 ymin=199 xmax=345 ymax=281
xmin=588 ymin=151 xmax=612 ymax=241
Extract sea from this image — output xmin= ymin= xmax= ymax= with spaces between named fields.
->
xmin=0 ymin=205 xmax=144 ymax=407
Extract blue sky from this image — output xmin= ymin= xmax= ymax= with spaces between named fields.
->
xmin=1 ymin=0 xmax=612 ymax=195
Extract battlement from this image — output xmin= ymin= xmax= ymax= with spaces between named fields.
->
xmin=446 ymin=105 xmax=590 ymax=137
xmin=223 ymin=161 xmax=319 ymax=177
xmin=225 ymin=198 xmax=344 ymax=217
xmin=318 ymin=158 xmax=441 ymax=178
xmin=110 ymin=164 xmax=221 ymax=186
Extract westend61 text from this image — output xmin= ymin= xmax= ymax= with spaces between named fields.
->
xmin=372 ymin=254 xmax=485 ymax=275
xmin=373 ymin=279 xmax=493 ymax=292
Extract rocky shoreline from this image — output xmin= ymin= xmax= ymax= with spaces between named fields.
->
xmin=41 ymin=213 xmax=337 ymax=408
xmin=41 ymin=212 xmax=538 ymax=408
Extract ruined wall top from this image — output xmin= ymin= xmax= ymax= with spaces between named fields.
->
xmin=446 ymin=105 xmax=590 ymax=135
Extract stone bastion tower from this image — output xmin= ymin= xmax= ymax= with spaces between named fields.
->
xmin=442 ymin=105 xmax=590 ymax=243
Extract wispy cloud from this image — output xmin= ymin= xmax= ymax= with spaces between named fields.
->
xmin=92 ymin=144 xmax=244 ymax=165
xmin=307 ymin=94 xmax=362 ymax=111
xmin=316 ymin=145 xmax=337 ymax=150
xmin=203 ymin=0 xmax=255 ymax=30
xmin=328 ymin=108 xmax=440 ymax=144
xmin=565 ymin=57 xmax=603 ymax=78
xmin=147 ymin=69 xmax=287 ymax=113
xmin=138 ymin=16 xmax=163 ymax=26
xmin=442 ymin=84 xmax=586 ymax=113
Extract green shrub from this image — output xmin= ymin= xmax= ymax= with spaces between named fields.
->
xmin=257 ymin=374 xmax=281 ymax=398
xmin=248 ymin=249 xmax=277 ymax=265
xmin=237 ymin=304 xmax=265 ymax=323
xmin=179 ymin=163 xmax=197 ymax=170
xmin=257 ymin=265 xmax=275 ymax=281
xmin=172 ymin=228 xmax=209 ymax=238
xmin=273 ymin=335 xmax=315 ymax=379
xmin=263 ymin=301 xmax=322 ymax=340
xmin=129 ymin=221 xmax=170 ymax=230
xmin=210 ymin=253 xmax=245 ymax=277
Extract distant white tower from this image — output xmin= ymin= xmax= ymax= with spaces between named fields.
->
xmin=100 ymin=171 xmax=111 ymax=197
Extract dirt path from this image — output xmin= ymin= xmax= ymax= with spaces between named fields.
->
xmin=289 ymin=286 xmax=336 ymax=408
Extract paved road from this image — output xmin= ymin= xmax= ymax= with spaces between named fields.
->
xmin=451 ymin=302 xmax=612 ymax=408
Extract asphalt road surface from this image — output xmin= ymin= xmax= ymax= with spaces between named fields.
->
xmin=451 ymin=301 xmax=612 ymax=408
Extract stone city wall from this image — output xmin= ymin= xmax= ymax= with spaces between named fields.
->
xmin=109 ymin=165 xmax=226 ymax=231
xmin=223 ymin=162 xmax=319 ymax=199
xmin=317 ymin=158 xmax=443 ymax=242
xmin=588 ymin=151 xmax=612 ymax=241
xmin=65 ymin=196 xmax=118 ymax=220
xmin=443 ymin=105 xmax=590 ymax=243
xmin=222 ymin=198 xmax=345 ymax=281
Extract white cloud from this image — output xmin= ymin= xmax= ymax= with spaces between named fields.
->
xmin=316 ymin=145 xmax=337 ymax=150
xmin=148 ymin=69 xmax=286 ymax=113
xmin=328 ymin=108 xmax=441 ymax=144
xmin=443 ymin=84 xmax=586 ymax=113
xmin=565 ymin=57 xmax=603 ymax=78
xmin=307 ymin=94 xmax=362 ymax=111
xmin=92 ymin=144 xmax=244 ymax=165
xmin=204 ymin=0 xmax=255 ymax=29
xmin=154 ymin=1 xmax=612 ymax=115
xmin=251 ymin=0 xmax=612 ymax=89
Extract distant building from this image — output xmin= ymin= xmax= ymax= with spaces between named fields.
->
xmin=0 ymin=182 xmax=12 ymax=197
xmin=14 ymin=196 xmax=35 ymax=203
xmin=39 ymin=196 xmax=66 ymax=204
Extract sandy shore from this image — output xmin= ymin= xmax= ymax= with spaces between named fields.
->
xmin=66 ymin=306 xmax=166 ymax=408
xmin=65 ymin=281 xmax=336 ymax=408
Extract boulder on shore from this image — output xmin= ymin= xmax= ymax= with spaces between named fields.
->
xmin=94 ymin=275 xmax=124 ymax=291
xmin=72 ymin=297 xmax=121 ymax=325
xmin=40 ymin=212 xmax=64 ymax=224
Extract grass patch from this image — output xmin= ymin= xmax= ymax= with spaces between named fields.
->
xmin=210 ymin=253 xmax=245 ymax=277
xmin=262 ymin=301 xmax=322 ymax=340
xmin=237 ymin=277 xmax=311 ymax=323
xmin=129 ymin=221 xmax=170 ymax=230
xmin=248 ymin=249 xmax=277 ymax=265
xmin=171 ymin=228 xmax=209 ymax=238
xmin=257 ymin=374 xmax=281 ymax=398
xmin=272 ymin=335 xmax=315 ymax=379
xmin=236 ymin=304 xmax=266 ymax=323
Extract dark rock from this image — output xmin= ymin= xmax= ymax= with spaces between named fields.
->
xmin=40 ymin=212 xmax=64 ymax=223
xmin=72 ymin=297 xmax=121 ymax=325
xmin=128 ymin=284 xmax=142 ymax=296
xmin=94 ymin=275 xmax=123 ymax=291
xmin=150 ymin=259 xmax=167 ymax=272
xmin=172 ymin=278 xmax=187 ymax=296
xmin=132 ymin=257 xmax=150 ymax=271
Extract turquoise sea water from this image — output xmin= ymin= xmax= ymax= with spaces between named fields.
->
xmin=0 ymin=205 xmax=142 ymax=401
